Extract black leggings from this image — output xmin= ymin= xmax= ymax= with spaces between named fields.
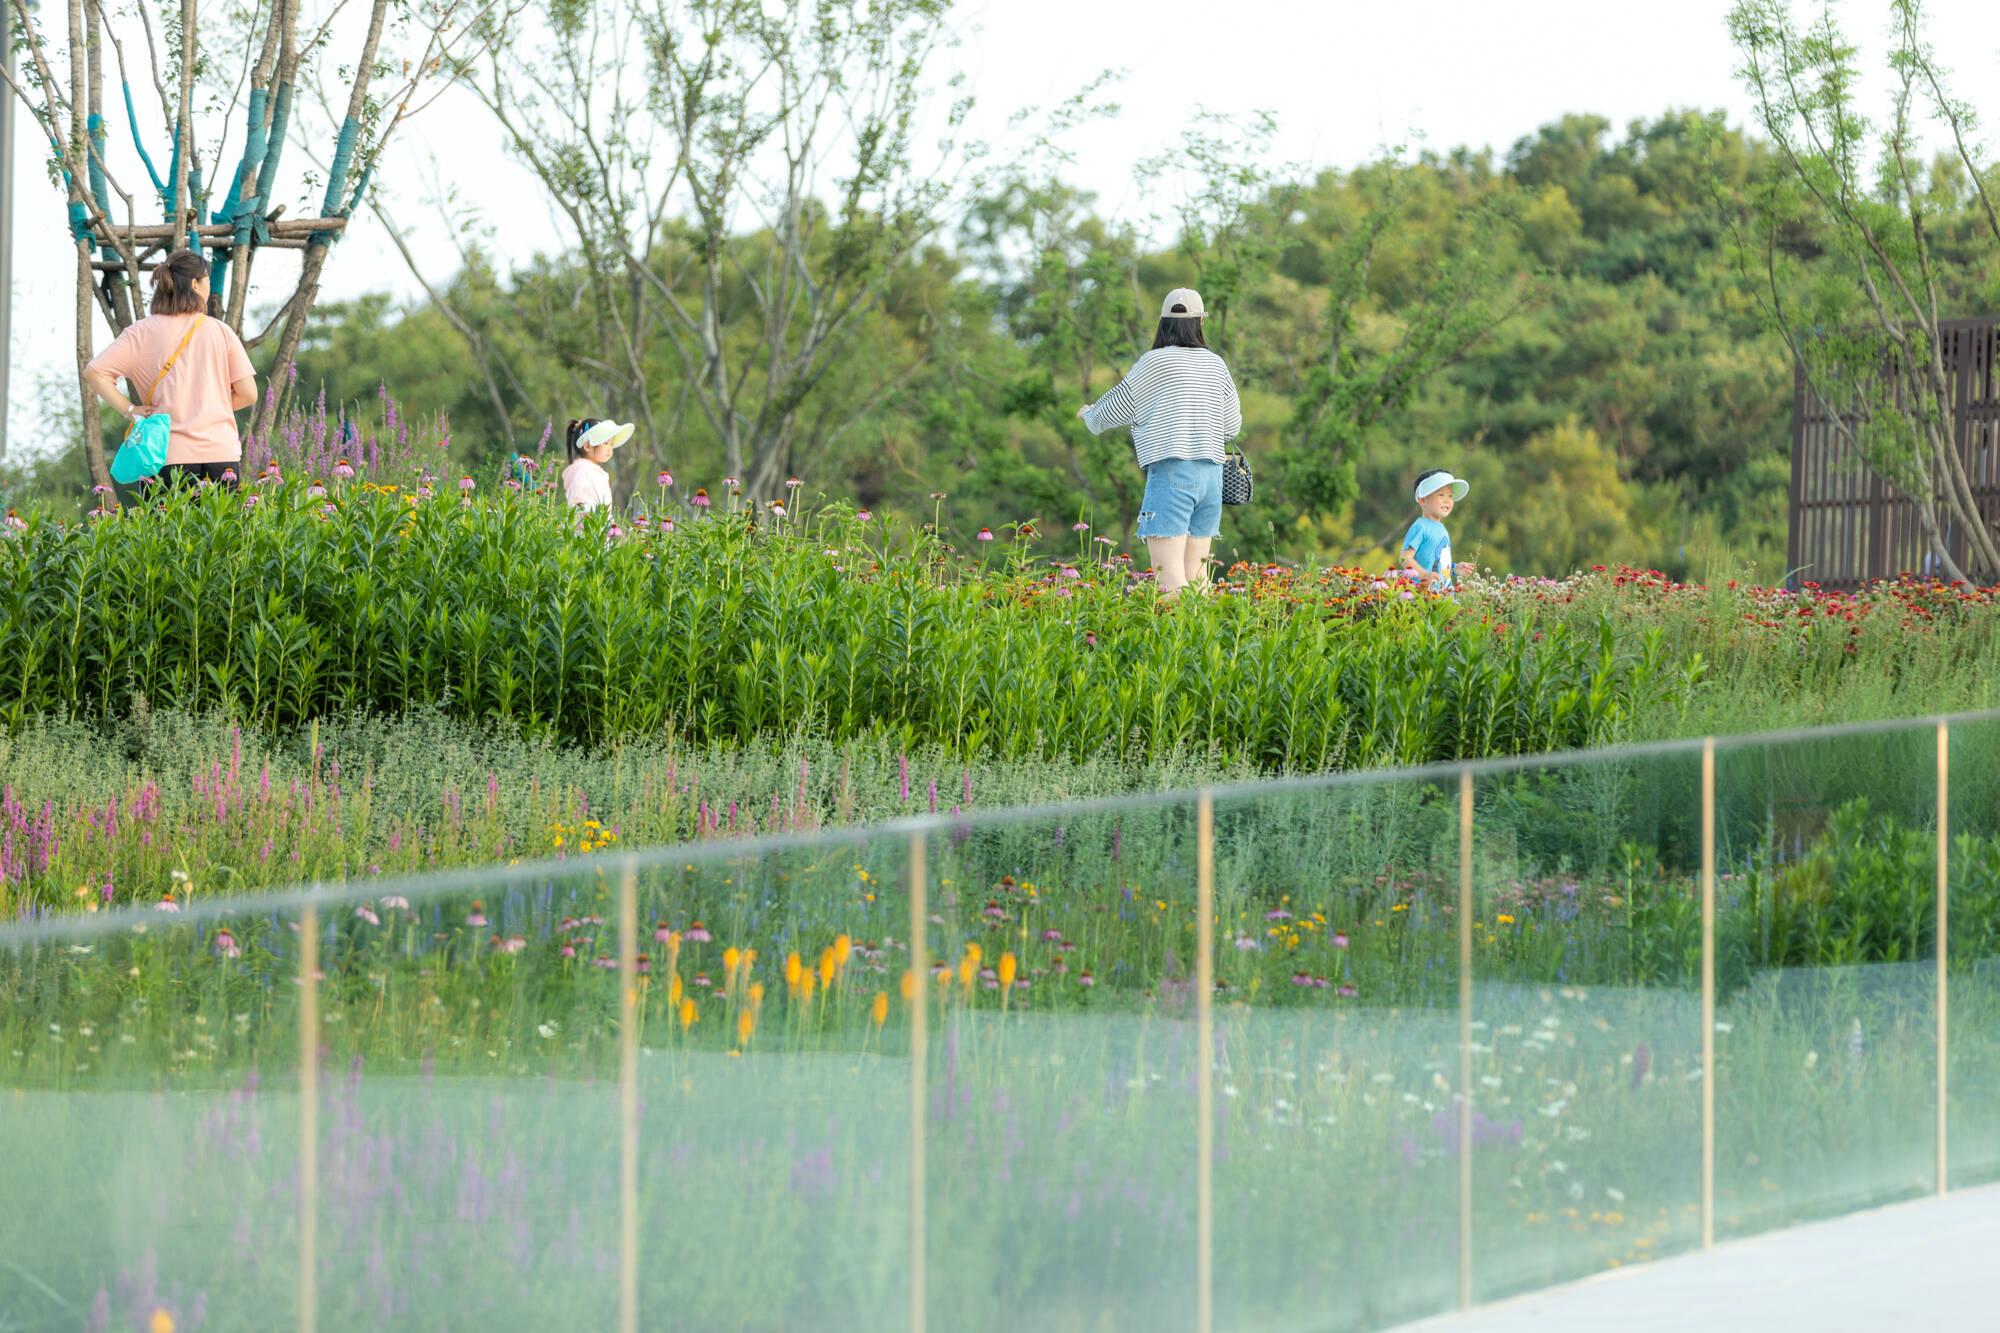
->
xmin=158 ymin=461 xmax=242 ymax=490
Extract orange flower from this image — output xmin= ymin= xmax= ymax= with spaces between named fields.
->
xmin=669 ymin=974 xmax=684 ymax=1006
xmin=678 ymin=997 xmax=698 ymax=1030
xmin=723 ymin=946 xmax=742 ymax=988
xmin=748 ymin=981 xmax=766 ymax=1009
xmin=871 ymin=992 xmax=889 ymax=1027
xmin=833 ymin=933 xmax=852 ymax=967
xmin=799 ymin=970 xmax=816 ymax=1003
xmin=785 ymin=951 xmax=804 ymax=991
xmin=958 ymin=955 xmax=976 ymax=992
xmin=737 ymin=1008 xmax=756 ymax=1046
xmin=900 ymin=969 xmax=917 ymax=1002
xmin=818 ymin=947 xmax=838 ymax=989
xmin=998 ymin=952 xmax=1017 ymax=990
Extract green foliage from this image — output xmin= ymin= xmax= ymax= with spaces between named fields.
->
xmin=0 ymin=487 xmax=1687 ymax=766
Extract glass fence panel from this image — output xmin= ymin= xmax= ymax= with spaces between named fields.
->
xmin=1947 ymin=716 xmax=2000 ymax=1189
xmin=1213 ymin=773 xmax=1463 ymax=1331
xmin=1 ymin=899 xmax=307 ymax=1330
xmin=634 ymin=834 xmax=912 ymax=1331
xmin=1471 ymin=750 xmax=1703 ymax=1300
xmin=925 ymin=801 xmax=1197 ymax=1331
xmin=312 ymin=866 xmax=621 ymax=1328
xmin=1713 ymin=724 xmax=1940 ymax=1239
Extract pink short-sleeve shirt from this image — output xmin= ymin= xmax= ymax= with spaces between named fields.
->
xmin=87 ymin=314 xmax=256 ymax=465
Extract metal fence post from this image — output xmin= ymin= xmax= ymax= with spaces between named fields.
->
xmin=1937 ymin=722 xmax=1949 ymax=1195
xmin=1196 ymin=794 xmax=1215 ymax=1333
xmin=909 ymin=831 xmax=928 ymax=1333
xmin=1701 ymin=739 xmax=1715 ymax=1250
xmin=298 ymin=900 xmax=318 ymax=1333
xmin=619 ymin=861 xmax=639 ymax=1333
xmin=1457 ymin=768 xmax=1473 ymax=1310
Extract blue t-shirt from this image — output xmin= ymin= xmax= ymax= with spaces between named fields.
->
xmin=1402 ymin=516 xmax=1454 ymax=588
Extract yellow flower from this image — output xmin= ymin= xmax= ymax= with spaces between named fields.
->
xmin=747 ymin=982 xmax=765 ymax=1009
xmin=723 ymin=946 xmax=742 ymax=985
xmin=818 ymin=947 xmax=837 ymax=988
xmin=737 ymin=1008 xmax=755 ymax=1046
xmin=958 ymin=955 xmax=976 ymax=992
xmin=785 ymin=951 xmax=804 ymax=991
xmin=1391 ymin=904 xmax=1408 ymax=913
xmin=669 ymin=974 xmax=684 ymax=1006
xmin=833 ymin=934 xmax=852 ymax=967
xmin=679 ymin=997 xmax=698 ymax=1030
xmin=998 ymin=952 xmax=1017 ymax=990
xmin=798 ymin=970 xmax=816 ymax=1003
xmin=1497 ymin=914 xmax=1516 ymax=925
xmin=871 ymin=992 xmax=889 ymax=1027
xmin=900 ymin=969 xmax=917 ymax=1002
xmin=149 ymin=1311 xmax=175 ymax=1333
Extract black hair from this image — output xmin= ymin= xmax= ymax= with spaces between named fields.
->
xmin=150 ymin=250 xmax=210 ymax=317
xmin=1413 ymin=468 xmax=1448 ymax=501
xmin=564 ymin=418 xmax=599 ymax=462
xmin=1152 ymin=313 xmax=1208 ymax=350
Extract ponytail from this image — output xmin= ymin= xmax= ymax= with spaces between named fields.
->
xmin=564 ymin=418 xmax=598 ymax=462
xmin=150 ymin=249 xmax=209 ymax=317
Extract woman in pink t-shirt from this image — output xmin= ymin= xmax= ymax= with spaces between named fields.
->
xmin=84 ymin=250 xmax=258 ymax=487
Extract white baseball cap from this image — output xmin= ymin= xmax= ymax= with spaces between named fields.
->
xmin=579 ymin=420 xmax=635 ymax=451
xmin=1415 ymin=470 xmax=1469 ymax=501
xmin=1160 ymin=288 xmax=1206 ymax=319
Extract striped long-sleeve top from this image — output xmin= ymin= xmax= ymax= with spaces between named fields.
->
xmin=1081 ymin=346 xmax=1243 ymax=466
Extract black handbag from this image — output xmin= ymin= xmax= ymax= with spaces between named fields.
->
xmin=1222 ymin=447 xmax=1253 ymax=505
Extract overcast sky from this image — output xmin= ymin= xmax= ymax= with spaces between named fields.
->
xmin=5 ymin=0 xmax=1999 ymax=454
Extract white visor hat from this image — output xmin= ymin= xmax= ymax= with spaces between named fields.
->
xmin=580 ymin=420 xmax=636 ymax=452
xmin=1415 ymin=471 xmax=1469 ymax=502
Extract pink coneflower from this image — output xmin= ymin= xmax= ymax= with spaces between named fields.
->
xmin=319 ymin=504 xmax=337 ymax=520
xmin=497 ymin=935 xmax=526 ymax=954
xmin=416 ymin=485 xmax=434 ymax=500
xmin=1233 ymin=935 xmax=1259 ymax=951
xmin=657 ymin=470 xmax=673 ymax=487
xmin=1040 ymin=928 xmax=1063 ymax=942
xmin=1073 ymin=520 xmax=1089 ymax=532
xmin=1312 ymin=975 xmax=1331 ymax=988
xmin=1062 ymin=567 xmax=1080 ymax=579
xmin=857 ymin=509 xmax=872 ymax=522
xmin=592 ymin=955 xmax=616 ymax=969
xmin=607 ymin=523 xmax=624 ymax=539
xmin=786 ymin=477 xmax=803 ymax=489
xmin=333 ymin=459 xmax=355 ymax=479
xmin=1078 ymin=970 xmax=1095 ymax=987
xmin=722 ymin=477 xmax=739 ymax=489
xmin=1094 ymin=535 xmax=1115 ymax=546
xmin=1291 ymin=970 xmax=1312 ymax=986
xmin=1265 ymin=908 xmax=1293 ymax=921
xmin=693 ymin=972 xmax=712 ymax=988
xmin=354 ymin=904 xmax=380 ymax=926
xmin=979 ymin=967 xmax=999 ymax=990
xmin=91 ymin=483 xmax=113 ymax=496
xmin=306 ymin=482 xmax=327 ymax=499
xmin=520 ymin=457 xmax=539 ymax=472
xmin=1335 ymin=983 xmax=1358 ymax=997
xmin=1014 ymin=977 xmax=1031 ymax=990
xmin=685 ymin=921 xmax=712 ymax=943
xmin=242 ymin=493 xmax=260 ymax=508
xmin=636 ymin=954 xmax=651 ymax=975
xmin=1332 ymin=932 xmax=1349 ymax=949
xmin=769 ymin=503 xmax=786 ymax=519
xmin=87 ymin=507 xmax=108 ymax=520
xmin=976 ymin=527 xmax=994 ymax=541
xmin=220 ymin=468 xmax=237 ymax=483
xmin=502 ymin=478 xmax=523 ymax=493
xmin=458 ymin=476 xmax=475 ymax=492
xmin=155 ymin=895 xmax=179 ymax=912
xmin=562 ymin=917 xmax=582 ymax=931
xmin=582 ymin=915 xmax=604 ymax=926
xmin=653 ymin=921 xmax=675 ymax=943
xmin=1051 ymin=958 xmax=1069 ymax=975
xmin=380 ymin=895 xmax=409 ymax=910
xmin=692 ymin=489 xmax=711 ymax=508
xmin=560 ymin=941 xmax=577 ymax=959
xmin=466 ymin=903 xmax=489 ymax=927
xmin=214 ymin=928 xmax=241 ymax=958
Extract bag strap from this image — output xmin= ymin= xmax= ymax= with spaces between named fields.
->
xmin=138 ymin=314 xmax=206 ymax=411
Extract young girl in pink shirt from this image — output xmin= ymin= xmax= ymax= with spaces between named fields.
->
xmin=560 ymin=418 xmax=634 ymax=510
xmin=83 ymin=251 xmax=257 ymax=487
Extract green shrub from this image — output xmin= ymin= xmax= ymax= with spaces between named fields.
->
xmin=0 ymin=487 xmax=1689 ymax=766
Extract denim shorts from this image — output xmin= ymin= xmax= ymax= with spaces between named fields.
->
xmin=1136 ymin=458 xmax=1223 ymax=539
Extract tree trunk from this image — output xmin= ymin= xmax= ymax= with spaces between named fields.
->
xmin=170 ymin=0 xmax=193 ymax=249
xmin=76 ymin=240 xmax=111 ymax=488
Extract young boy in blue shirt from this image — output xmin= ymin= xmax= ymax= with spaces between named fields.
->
xmin=1400 ymin=469 xmax=1472 ymax=590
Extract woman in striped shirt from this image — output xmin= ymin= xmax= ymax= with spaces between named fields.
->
xmin=1078 ymin=288 xmax=1243 ymax=598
